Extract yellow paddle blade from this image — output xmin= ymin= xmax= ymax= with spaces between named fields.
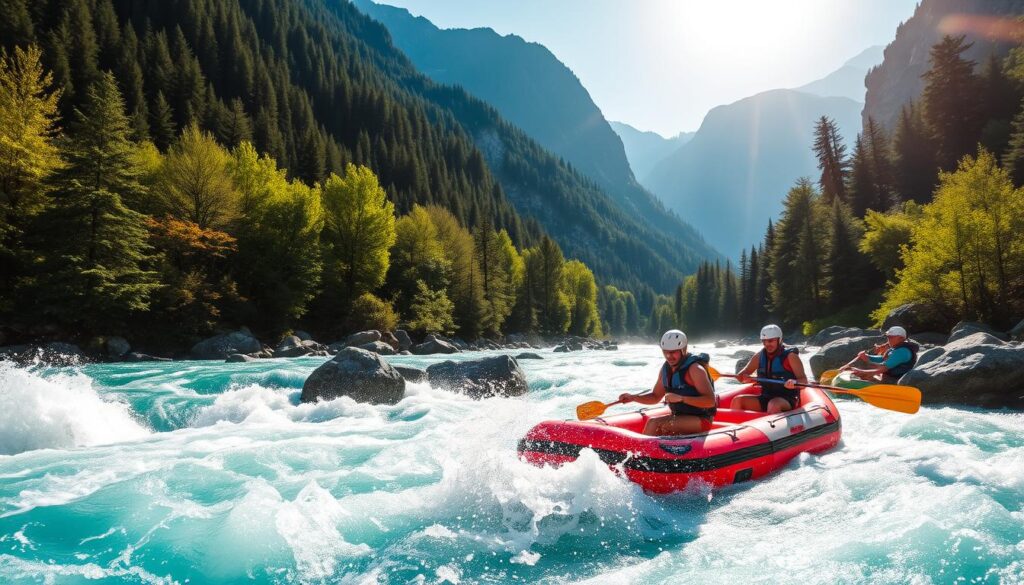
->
xmin=830 ymin=384 xmax=922 ymax=414
xmin=576 ymin=400 xmax=609 ymax=420
xmin=818 ymin=369 xmax=841 ymax=385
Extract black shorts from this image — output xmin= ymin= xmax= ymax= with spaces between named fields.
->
xmin=758 ymin=394 xmax=799 ymax=411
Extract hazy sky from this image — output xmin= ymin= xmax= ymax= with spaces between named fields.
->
xmin=374 ymin=0 xmax=920 ymax=136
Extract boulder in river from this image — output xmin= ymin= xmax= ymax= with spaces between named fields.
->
xmin=394 ymin=329 xmax=413 ymax=352
xmin=900 ymin=332 xmax=1024 ymax=409
xmin=274 ymin=336 xmax=326 ymax=358
xmin=808 ymin=334 xmax=880 ymax=378
xmin=426 ymin=355 xmax=528 ymax=399
xmin=393 ymin=365 xmax=426 ymax=383
xmin=357 ymin=340 xmax=396 ymax=355
xmin=191 ymin=329 xmax=261 ymax=360
xmin=301 ymin=347 xmax=405 ymax=404
xmin=881 ymin=302 xmax=957 ymax=335
xmin=516 ymin=352 xmax=543 ymax=360
xmin=733 ymin=350 xmax=755 ymax=373
xmin=411 ymin=336 xmax=459 ymax=355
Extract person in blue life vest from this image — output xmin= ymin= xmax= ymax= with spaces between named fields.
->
xmin=839 ymin=325 xmax=918 ymax=383
xmin=617 ymin=329 xmax=717 ymax=436
xmin=732 ymin=324 xmax=809 ymax=413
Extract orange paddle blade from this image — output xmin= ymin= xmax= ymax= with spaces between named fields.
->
xmin=829 ymin=384 xmax=922 ymax=414
xmin=818 ymin=369 xmax=841 ymax=385
xmin=576 ymin=400 xmax=611 ymax=420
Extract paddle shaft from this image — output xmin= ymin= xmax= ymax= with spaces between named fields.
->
xmin=717 ymin=372 xmax=860 ymax=394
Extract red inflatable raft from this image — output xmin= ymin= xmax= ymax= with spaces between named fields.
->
xmin=518 ymin=383 xmax=842 ymax=493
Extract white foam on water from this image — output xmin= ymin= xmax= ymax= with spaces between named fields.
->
xmin=0 ymin=362 xmax=149 ymax=455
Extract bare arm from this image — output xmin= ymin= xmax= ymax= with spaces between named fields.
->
xmin=787 ymin=353 xmax=808 ymax=384
xmin=736 ymin=354 xmax=758 ymax=382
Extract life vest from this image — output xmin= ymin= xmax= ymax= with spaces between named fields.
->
xmin=884 ymin=340 xmax=919 ymax=378
xmin=757 ymin=346 xmax=800 ymax=400
xmin=661 ymin=352 xmax=717 ymax=419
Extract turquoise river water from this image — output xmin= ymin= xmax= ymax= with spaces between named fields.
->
xmin=0 ymin=344 xmax=1020 ymax=584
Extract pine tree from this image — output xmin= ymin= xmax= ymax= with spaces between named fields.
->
xmin=892 ymin=103 xmax=937 ymax=203
xmin=218 ymin=98 xmax=253 ymax=148
xmin=769 ymin=179 xmax=825 ymax=327
xmin=1003 ymin=98 xmax=1024 ymax=186
xmin=978 ymin=53 xmax=1020 ymax=158
xmin=150 ymin=91 xmax=176 ymax=150
xmin=865 ymin=117 xmax=895 ymax=211
xmin=812 ymin=116 xmax=849 ymax=204
xmin=32 ymin=72 xmax=159 ymax=332
xmin=922 ymin=35 xmax=983 ymax=171
xmin=535 ymin=235 xmax=570 ymax=335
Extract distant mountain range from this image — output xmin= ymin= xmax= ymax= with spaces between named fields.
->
xmin=796 ymin=45 xmax=884 ymax=101
xmin=354 ymin=0 xmax=720 ymax=281
xmin=644 ymin=90 xmax=864 ymax=258
xmin=609 ymin=122 xmax=694 ymax=183
xmin=864 ymin=0 xmax=1024 ymax=129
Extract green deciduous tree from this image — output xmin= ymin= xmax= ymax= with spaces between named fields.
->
xmin=319 ymin=163 xmax=396 ymax=332
xmin=561 ymin=259 xmax=601 ymax=337
xmin=873 ymin=150 xmax=1024 ymax=327
xmin=158 ymin=124 xmax=238 ymax=230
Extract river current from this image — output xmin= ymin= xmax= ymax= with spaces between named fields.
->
xmin=0 ymin=344 xmax=1020 ymax=584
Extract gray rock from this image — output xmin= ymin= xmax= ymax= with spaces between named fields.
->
xmin=381 ymin=331 xmax=400 ymax=351
xmin=121 ymin=352 xmax=171 ymax=362
xmin=733 ymin=350 xmax=756 ymax=373
xmin=293 ymin=330 xmax=313 ymax=341
xmin=106 ymin=336 xmax=131 ymax=358
xmin=807 ymin=326 xmax=875 ymax=347
xmin=910 ymin=332 xmax=949 ymax=347
xmin=882 ymin=302 xmax=957 ymax=335
xmin=191 ymin=330 xmax=261 ymax=360
xmin=714 ymin=340 xmax=728 ymax=348
xmin=1010 ymin=319 xmax=1024 ymax=341
xmin=426 ymin=355 xmax=528 ymax=398
xmin=394 ymin=329 xmax=413 ymax=351
xmin=0 ymin=342 xmax=88 ymax=366
xmin=411 ymin=337 xmax=459 ymax=355
xmin=357 ymin=340 xmax=396 ymax=355
xmin=605 ymin=344 xmax=618 ymax=351
xmin=394 ymin=365 xmax=426 ymax=383
xmin=398 ymin=350 xmax=412 ymax=355
xmin=301 ymin=347 xmax=405 ymax=404
xmin=343 ymin=330 xmax=382 ymax=348
xmin=808 ymin=335 xmax=881 ymax=378
xmin=516 ymin=352 xmax=543 ymax=360
xmin=275 ymin=337 xmax=326 ymax=358
xmin=225 ymin=353 xmax=260 ymax=363
xmin=948 ymin=321 xmax=1009 ymax=344
xmin=900 ymin=332 xmax=1024 ymax=409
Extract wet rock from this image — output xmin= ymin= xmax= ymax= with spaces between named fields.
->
xmin=191 ymin=330 xmax=261 ymax=360
xmin=301 ymin=347 xmax=405 ymax=404
xmin=426 ymin=355 xmax=528 ymax=398
xmin=226 ymin=353 xmax=260 ymax=363
xmin=0 ymin=342 xmax=89 ymax=366
xmin=357 ymin=340 xmax=396 ymax=356
xmin=394 ymin=365 xmax=426 ymax=383
xmin=900 ymin=332 xmax=1024 ymax=409
xmin=293 ymin=330 xmax=313 ymax=341
xmin=516 ymin=352 xmax=543 ymax=360
xmin=121 ymin=352 xmax=172 ymax=362
xmin=714 ymin=340 xmax=728 ymax=348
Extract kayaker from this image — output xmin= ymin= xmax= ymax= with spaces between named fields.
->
xmin=733 ymin=324 xmax=808 ymax=413
xmin=838 ymin=326 xmax=918 ymax=382
xmin=617 ymin=329 xmax=717 ymax=435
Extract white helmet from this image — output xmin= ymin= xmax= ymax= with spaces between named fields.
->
xmin=660 ymin=329 xmax=688 ymax=350
xmin=885 ymin=326 xmax=907 ymax=338
xmin=760 ymin=324 xmax=784 ymax=340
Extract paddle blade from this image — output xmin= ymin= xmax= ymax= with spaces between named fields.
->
xmin=576 ymin=400 xmax=609 ymax=420
xmin=706 ymin=365 xmax=722 ymax=381
xmin=841 ymin=384 xmax=922 ymax=414
xmin=818 ymin=369 xmax=840 ymax=385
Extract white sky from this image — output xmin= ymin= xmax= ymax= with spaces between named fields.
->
xmin=375 ymin=0 xmax=920 ymax=136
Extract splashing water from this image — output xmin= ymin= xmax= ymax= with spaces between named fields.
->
xmin=0 ymin=345 xmax=1020 ymax=584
